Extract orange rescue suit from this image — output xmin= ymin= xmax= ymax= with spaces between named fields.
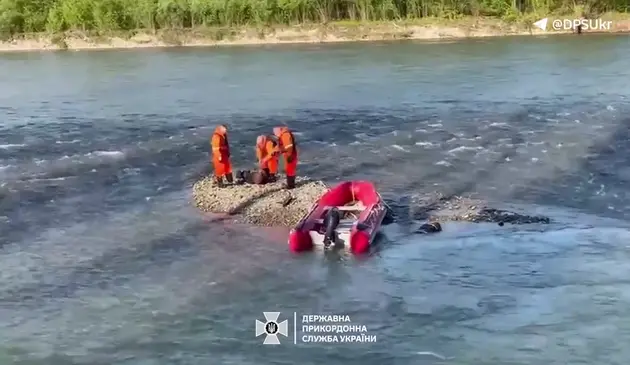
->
xmin=256 ymin=138 xmax=278 ymax=175
xmin=211 ymin=128 xmax=232 ymax=177
xmin=278 ymin=128 xmax=298 ymax=177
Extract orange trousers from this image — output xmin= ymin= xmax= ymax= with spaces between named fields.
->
xmin=212 ymin=156 xmax=232 ymax=177
xmin=266 ymin=157 xmax=279 ymax=174
xmin=284 ymin=157 xmax=297 ymax=177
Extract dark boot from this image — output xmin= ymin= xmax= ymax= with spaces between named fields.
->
xmin=225 ymin=173 xmax=234 ymax=184
xmin=269 ymin=173 xmax=277 ymax=182
xmin=213 ymin=176 xmax=224 ymax=187
xmin=262 ymin=168 xmax=270 ymax=176
xmin=285 ymin=175 xmax=296 ymax=189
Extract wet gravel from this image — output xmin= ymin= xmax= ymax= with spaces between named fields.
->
xmin=193 ymin=178 xmax=551 ymax=227
xmin=192 ymin=174 xmax=328 ymax=226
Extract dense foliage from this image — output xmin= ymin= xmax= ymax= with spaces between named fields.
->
xmin=0 ymin=0 xmax=627 ymax=37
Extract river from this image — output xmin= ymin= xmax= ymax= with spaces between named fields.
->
xmin=1 ymin=34 xmax=630 ymax=364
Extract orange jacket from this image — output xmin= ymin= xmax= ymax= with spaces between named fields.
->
xmin=211 ymin=130 xmax=230 ymax=159
xmin=278 ymin=128 xmax=297 ymax=159
xmin=257 ymin=138 xmax=278 ymax=163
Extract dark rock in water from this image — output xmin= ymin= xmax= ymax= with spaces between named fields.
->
xmin=386 ymin=191 xmax=551 ymax=226
xmin=415 ymin=222 xmax=442 ymax=234
xmin=473 ymin=208 xmax=551 ymax=225
xmin=429 ymin=205 xmax=551 ymax=225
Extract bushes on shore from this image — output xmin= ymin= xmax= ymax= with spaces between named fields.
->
xmin=0 ymin=0 xmax=628 ymax=38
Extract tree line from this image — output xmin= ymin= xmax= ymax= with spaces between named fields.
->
xmin=0 ymin=0 xmax=627 ymax=38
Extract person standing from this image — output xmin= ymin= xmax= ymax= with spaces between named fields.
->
xmin=210 ymin=124 xmax=233 ymax=186
xmin=273 ymin=126 xmax=298 ymax=189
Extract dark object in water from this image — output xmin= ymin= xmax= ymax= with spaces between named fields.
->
xmin=382 ymin=207 xmax=395 ymax=225
xmin=322 ymin=207 xmax=341 ymax=248
xmin=415 ymin=221 xmax=442 ymax=234
xmin=476 ymin=208 xmax=551 ymax=225
xmin=400 ymin=192 xmax=552 ymax=225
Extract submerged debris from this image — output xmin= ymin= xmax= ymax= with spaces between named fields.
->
xmin=409 ymin=192 xmax=551 ymax=225
xmin=467 ymin=208 xmax=550 ymax=224
xmin=192 ymin=174 xmax=328 ymax=227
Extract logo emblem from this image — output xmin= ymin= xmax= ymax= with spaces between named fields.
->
xmin=534 ymin=18 xmax=548 ymax=31
xmin=255 ymin=312 xmax=288 ymax=344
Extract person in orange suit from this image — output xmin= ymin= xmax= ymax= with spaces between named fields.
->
xmin=273 ymin=126 xmax=298 ymax=189
xmin=256 ymin=135 xmax=279 ymax=180
xmin=210 ymin=124 xmax=233 ymax=186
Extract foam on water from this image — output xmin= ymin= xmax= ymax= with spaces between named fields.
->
xmin=0 ymin=144 xmax=26 ymax=149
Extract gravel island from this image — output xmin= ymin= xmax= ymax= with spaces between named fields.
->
xmin=192 ymin=176 xmax=551 ymax=227
xmin=192 ymin=174 xmax=328 ymax=226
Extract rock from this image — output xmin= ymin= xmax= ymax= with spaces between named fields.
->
xmin=281 ymin=195 xmax=294 ymax=207
xmin=407 ymin=192 xmax=551 ymax=225
xmin=192 ymin=174 xmax=328 ymax=227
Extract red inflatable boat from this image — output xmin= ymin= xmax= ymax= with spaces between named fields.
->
xmin=288 ymin=181 xmax=387 ymax=254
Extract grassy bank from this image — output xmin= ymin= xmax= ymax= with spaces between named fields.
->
xmin=0 ymin=0 xmax=628 ymax=51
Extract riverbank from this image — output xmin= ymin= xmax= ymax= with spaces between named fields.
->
xmin=2 ymin=16 xmax=629 ymax=53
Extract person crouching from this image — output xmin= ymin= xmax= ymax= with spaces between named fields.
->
xmin=255 ymin=135 xmax=279 ymax=181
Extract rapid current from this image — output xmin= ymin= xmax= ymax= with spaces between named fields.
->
xmin=1 ymin=34 xmax=630 ymax=364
